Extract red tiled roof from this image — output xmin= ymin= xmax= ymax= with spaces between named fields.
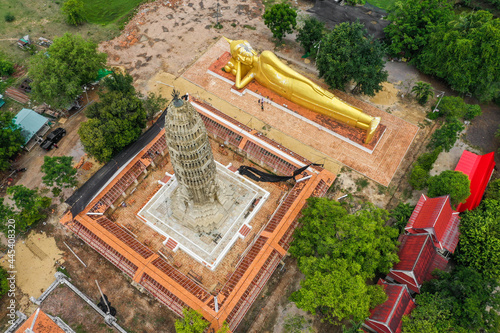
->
xmin=387 ymin=234 xmax=448 ymax=293
xmin=16 ymin=309 xmax=66 ymax=333
xmin=365 ymin=280 xmax=416 ymax=333
xmin=406 ymin=194 xmax=460 ymax=253
xmin=455 ymin=151 xmax=495 ymax=212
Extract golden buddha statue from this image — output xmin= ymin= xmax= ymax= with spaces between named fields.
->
xmin=222 ymin=37 xmax=380 ymax=144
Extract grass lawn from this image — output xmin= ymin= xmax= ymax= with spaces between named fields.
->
xmin=83 ymin=0 xmax=144 ymax=25
xmin=0 ymin=0 xmax=122 ymax=64
xmin=366 ymin=0 xmax=397 ymax=11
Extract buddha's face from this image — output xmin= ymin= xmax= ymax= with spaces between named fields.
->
xmin=232 ymin=41 xmax=256 ymax=66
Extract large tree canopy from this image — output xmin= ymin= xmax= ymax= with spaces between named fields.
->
xmin=417 ymin=11 xmax=500 ymax=102
xmin=296 ymin=16 xmax=324 ymax=55
xmin=0 ymin=185 xmax=51 ymax=234
xmin=427 ymin=170 xmax=470 ymax=207
xmin=384 ymin=0 xmax=454 ymax=60
xmin=0 ymin=111 xmax=24 ymax=171
xmin=41 ymin=156 xmax=78 ymax=188
xmin=316 ymin=21 xmax=388 ymax=96
xmin=79 ymin=89 xmax=146 ymax=162
xmin=289 ymin=198 xmax=399 ymax=323
xmin=263 ymin=3 xmax=297 ymax=42
xmin=29 ymin=33 xmax=107 ymax=109
xmin=455 ymin=199 xmax=500 ymax=280
xmin=402 ymin=267 xmax=500 ymax=332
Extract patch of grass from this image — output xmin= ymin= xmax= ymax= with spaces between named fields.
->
xmin=262 ymin=0 xmax=277 ymax=9
xmin=355 ymin=178 xmax=369 ymax=191
xmin=366 ymin=0 xmax=397 ymax=11
xmin=0 ymin=0 xmax=120 ymax=64
xmin=243 ymin=24 xmax=256 ymax=30
xmin=56 ymin=266 xmax=70 ymax=278
xmin=83 ymin=0 xmax=145 ymax=25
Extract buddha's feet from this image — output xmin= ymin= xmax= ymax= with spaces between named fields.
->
xmin=365 ymin=117 xmax=381 ymax=144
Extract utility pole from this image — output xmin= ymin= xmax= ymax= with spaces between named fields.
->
xmin=433 ymin=91 xmax=445 ymax=113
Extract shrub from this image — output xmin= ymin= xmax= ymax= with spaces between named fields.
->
xmin=485 ymin=179 xmax=500 ymax=201
xmin=464 ymin=104 xmax=482 ymax=120
xmin=390 ymin=202 xmax=416 ymax=233
xmin=433 ymin=96 xmax=481 ymax=121
xmin=408 ymin=146 xmax=442 ymax=190
xmin=4 ymin=13 xmax=15 ymax=22
xmin=428 ymin=118 xmax=464 ymax=151
xmin=416 ymin=146 xmax=443 ymax=170
xmin=0 ymin=60 xmax=15 ymax=76
xmin=409 ymin=164 xmax=430 ymax=190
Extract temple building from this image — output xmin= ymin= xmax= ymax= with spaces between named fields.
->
xmin=164 ymin=92 xmax=233 ymax=232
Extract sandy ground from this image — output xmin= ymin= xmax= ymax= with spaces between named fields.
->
xmin=0 ymin=232 xmax=63 ymax=299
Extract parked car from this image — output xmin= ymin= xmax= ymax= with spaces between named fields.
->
xmin=41 ymin=127 xmax=66 ymax=150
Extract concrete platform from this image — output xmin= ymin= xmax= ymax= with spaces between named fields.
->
xmin=137 ymin=161 xmax=269 ymax=270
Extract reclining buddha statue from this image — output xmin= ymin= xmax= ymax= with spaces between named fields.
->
xmin=222 ymin=37 xmax=380 ymax=144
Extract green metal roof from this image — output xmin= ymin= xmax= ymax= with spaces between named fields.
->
xmin=13 ymin=108 xmax=49 ymax=144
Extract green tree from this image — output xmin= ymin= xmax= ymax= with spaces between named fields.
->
xmin=409 ymin=164 xmax=430 ymax=190
xmin=427 ymin=170 xmax=470 ymax=207
xmin=416 ymin=146 xmax=442 ymax=170
xmin=430 ymin=96 xmax=482 ymax=121
xmin=456 ymin=199 xmax=500 ymax=279
xmin=0 ymin=186 xmax=51 ymax=233
xmin=427 ymin=117 xmax=464 ymax=151
xmin=411 ymin=81 xmax=433 ymax=105
xmin=62 ymin=0 xmax=86 ymax=26
xmin=79 ymin=90 xmax=146 ymax=162
xmin=401 ymin=293 xmax=458 ymax=333
xmin=0 ymin=59 xmax=14 ymax=76
xmin=29 ymin=33 xmax=107 ymax=109
xmin=390 ymin=202 xmax=415 ymax=233
xmin=485 ymin=179 xmax=500 ymax=201
xmin=102 ymin=71 xmax=135 ymax=95
xmin=296 ymin=16 xmax=324 ymax=55
xmin=408 ymin=146 xmax=443 ymax=190
xmin=0 ymin=112 xmax=24 ymax=171
xmin=316 ymin=21 xmax=388 ymax=96
xmin=142 ymin=92 xmax=168 ymax=120
xmin=174 ymin=308 xmax=229 ymax=333
xmin=403 ymin=267 xmax=500 ymax=332
xmin=384 ymin=0 xmax=454 ymax=60
xmin=417 ymin=11 xmax=500 ymax=102
xmin=175 ymin=308 xmax=208 ymax=333
xmin=346 ymin=0 xmax=366 ymax=4
xmin=289 ymin=198 xmax=399 ymax=323
xmin=41 ymin=156 xmax=78 ymax=189
xmin=263 ymin=3 xmax=297 ymax=42
xmin=290 ymin=257 xmax=387 ymax=323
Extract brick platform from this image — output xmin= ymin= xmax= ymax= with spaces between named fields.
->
xmin=183 ymin=38 xmax=419 ymax=186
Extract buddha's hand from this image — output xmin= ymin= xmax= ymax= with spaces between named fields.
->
xmin=224 ymin=58 xmax=237 ymax=76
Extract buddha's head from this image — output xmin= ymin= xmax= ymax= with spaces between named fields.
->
xmin=224 ymin=37 xmax=257 ymax=66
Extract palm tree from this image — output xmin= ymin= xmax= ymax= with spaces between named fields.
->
xmin=412 ymin=81 xmax=434 ymax=105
